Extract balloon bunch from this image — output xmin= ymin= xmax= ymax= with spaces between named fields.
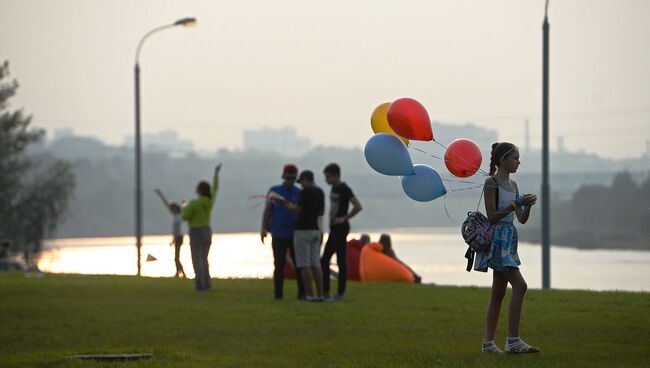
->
xmin=365 ymin=98 xmax=484 ymax=203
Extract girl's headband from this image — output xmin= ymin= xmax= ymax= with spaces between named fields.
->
xmin=496 ymin=143 xmax=519 ymax=161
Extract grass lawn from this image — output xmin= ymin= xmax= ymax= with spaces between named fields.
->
xmin=1 ymin=272 xmax=648 ymax=367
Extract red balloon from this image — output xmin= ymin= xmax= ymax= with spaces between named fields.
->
xmin=386 ymin=98 xmax=433 ymax=141
xmin=444 ymin=139 xmax=482 ymax=178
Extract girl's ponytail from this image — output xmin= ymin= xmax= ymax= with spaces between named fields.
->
xmin=489 ymin=142 xmax=518 ymax=176
xmin=489 ymin=142 xmax=500 ymax=176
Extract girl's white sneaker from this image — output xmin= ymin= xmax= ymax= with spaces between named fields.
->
xmin=504 ymin=337 xmax=540 ymax=353
xmin=481 ymin=341 xmax=503 ymax=353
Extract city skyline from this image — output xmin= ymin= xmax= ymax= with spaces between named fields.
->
xmin=48 ymin=124 xmax=650 ymax=165
xmin=2 ymin=0 xmax=649 ymax=159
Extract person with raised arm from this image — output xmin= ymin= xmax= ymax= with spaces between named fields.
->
xmin=182 ymin=164 xmax=222 ymax=291
xmin=154 ymin=188 xmax=185 ymax=278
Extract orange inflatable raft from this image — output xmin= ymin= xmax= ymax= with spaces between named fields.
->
xmin=359 ymin=242 xmax=415 ymax=283
xmin=284 ymin=240 xmax=415 ymax=283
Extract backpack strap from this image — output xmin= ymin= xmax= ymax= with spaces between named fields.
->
xmin=465 ymin=247 xmax=474 ymax=272
xmin=476 ymin=176 xmax=499 ymax=212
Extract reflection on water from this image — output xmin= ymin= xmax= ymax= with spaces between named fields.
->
xmin=39 ymin=234 xmax=271 ymax=279
xmin=39 ymin=229 xmax=650 ymax=292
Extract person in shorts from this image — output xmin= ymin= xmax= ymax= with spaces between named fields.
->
xmin=284 ymin=170 xmax=325 ymax=302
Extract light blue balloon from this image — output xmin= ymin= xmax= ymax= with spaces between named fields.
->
xmin=401 ymin=164 xmax=447 ymax=202
xmin=364 ymin=133 xmax=415 ymax=176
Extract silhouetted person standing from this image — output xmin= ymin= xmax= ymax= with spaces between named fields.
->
xmin=155 ymin=188 xmax=186 ymax=278
xmin=321 ymin=163 xmax=362 ymax=301
xmin=260 ymin=164 xmax=305 ymax=300
xmin=182 ymin=164 xmax=221 ymax=291
xmin=284 ymin=170 xmax=326 ymax=301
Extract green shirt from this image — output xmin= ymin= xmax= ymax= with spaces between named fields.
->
xmin=182 ymin=175 xmax=219 ymax=228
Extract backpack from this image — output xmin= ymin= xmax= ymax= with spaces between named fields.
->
xmin=461 ymin=177 xmax=498 ymax=272
xmin=461 ymin=211 xmax=494 ymax=271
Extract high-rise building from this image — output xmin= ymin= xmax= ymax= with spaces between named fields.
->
xmin=123 ymin=130 xmax=194 ymax=156
xmin=430 ymin=121 xmax=498 ymax=170
xmin=525 ymin=118 xmax=530 ymax=153
xmin=243 ymin=127 xmax=311 ymax=157
xmin=557 ymin=136 xmax=565 ymax=154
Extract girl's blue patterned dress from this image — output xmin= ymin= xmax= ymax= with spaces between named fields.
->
xmin=474 ymin=183 xmax=521 ymax=272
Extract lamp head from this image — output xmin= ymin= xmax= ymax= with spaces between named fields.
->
xmin=174 ymin=17 xmax=197 ymax=27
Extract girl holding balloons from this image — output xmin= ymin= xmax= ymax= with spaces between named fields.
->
xmin=366 ymin=98 xmax=538 ymax=353
xmin=477 ymin=142 xmax=539 ymax=353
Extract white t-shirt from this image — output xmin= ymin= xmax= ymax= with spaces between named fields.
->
xmin=496 ymin=185 xmax=517 ymax=224
xmin=172 ymin=213 xmax=183 ymax=236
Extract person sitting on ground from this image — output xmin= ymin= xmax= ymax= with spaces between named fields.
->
xmin=346 ymin=233 xmax=371 ymax=251
xmin=378 ymin=234 xmax=422 ymax=283
xmin=359 ymin=234 xmax=371 ymax=246
xmin=0 ymin=240 xmax=22 ymax=271
xmin=0 ymin=240 xmax=11 ymax=271
xmin=345 ymin=233 xmax=371 ymax=281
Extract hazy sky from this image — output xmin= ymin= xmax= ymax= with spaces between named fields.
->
xmin=1 ymin=0 xmax=649 ymax=159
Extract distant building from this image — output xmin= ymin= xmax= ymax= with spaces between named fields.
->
xmin=123 ymin=130 xmax=194 ymax=156
xmin=431 ymin=122 xmax=498 ymax=169
xmin=432 ymin=121 xmax=497 ymax=147
xmin=53 ymin=128 xmax=75 ymax=141
xmin=49 ymin=134 xmax=110 ymax=161
xmin=525 ymin=118 xmax=530 ymax=153
xmin=557 ymin=136 xmax=565 ymax=154
xmin=243 ymin=127 xmax=311 ymax=157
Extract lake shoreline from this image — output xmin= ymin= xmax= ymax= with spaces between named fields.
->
xmin=45 ymin=226 xmax=650 ymax=252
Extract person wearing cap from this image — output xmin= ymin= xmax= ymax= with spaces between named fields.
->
xmin=261 ymin=164 xmax=305 ymax=300
xmin=321 ymin=163 xmax=363 ymax=301
xmin=284 ymin=170 xmax=326 ymax=302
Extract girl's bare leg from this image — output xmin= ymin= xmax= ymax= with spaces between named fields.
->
xmin=484 ymin=270 xmax=508 ymax=341
xmin=501 ymin=268 xmax=528 ymax=337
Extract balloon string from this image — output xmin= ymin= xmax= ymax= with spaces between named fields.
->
xmin=447 ymin=185 xmax=484 ymax=193
xmin=441 ymin=178 xmax=485 ymax=185
xmin=443 ymin=195 xmax=455 ymax=222
xmin=410 ymin=147 xmax=443 ymax=160
xmin=408 ymin=146 xmax=484 ymax=185
xmin=476 ymin=184 xmax=486 ymax=211
xmin=432 ymin=139 xmax=490 ymax=176
xmin=397 ymin=173 xmax=484 ymax=187
xmin=411 ymin=144 xmax=489 ymax=178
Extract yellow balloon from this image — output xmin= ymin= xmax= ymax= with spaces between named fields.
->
xmin=370 ymin=102 xmax=409 ymax=146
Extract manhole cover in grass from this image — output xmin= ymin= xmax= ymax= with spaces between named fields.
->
xmin=70 ymin=353 xmax=153 ymax=361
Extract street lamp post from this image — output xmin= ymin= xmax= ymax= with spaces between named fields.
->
xmin=134 ymin=17 xmax=196 ymax=276
xmin=541 ymin=1 xmax=551 ymax=289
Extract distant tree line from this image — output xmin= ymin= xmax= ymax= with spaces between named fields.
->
xmin=520 ymin=171 xmax=650 ymax=250
xmin=4 ymin=58 xmax=649 ymax=253
xmin=43 ymin=132 xmax=650 ymax=250
xmin=0 ymin=59 xmax=75 ymax=267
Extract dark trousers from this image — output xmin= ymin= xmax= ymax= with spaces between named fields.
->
xmin=189 ymin=227 xmax=212 ymax=290
xmin=272 ymin=237 xmax=304 ymax=299
xmin=321 ymin=222 xmax=350 ymax=296
xmin=173 ymin=235 xmax=185 ymax=277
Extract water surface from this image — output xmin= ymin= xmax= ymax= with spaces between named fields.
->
xmin=38 ymin=228 xmax=650 ymax=292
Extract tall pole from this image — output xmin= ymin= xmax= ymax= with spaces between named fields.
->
xmin=134 ymin=17 xmax=196 ymax=276
xmin=134 ymin=63 xmax=142 ymax=276
xmin=541 ymin=0 xmax=551 ymax=289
